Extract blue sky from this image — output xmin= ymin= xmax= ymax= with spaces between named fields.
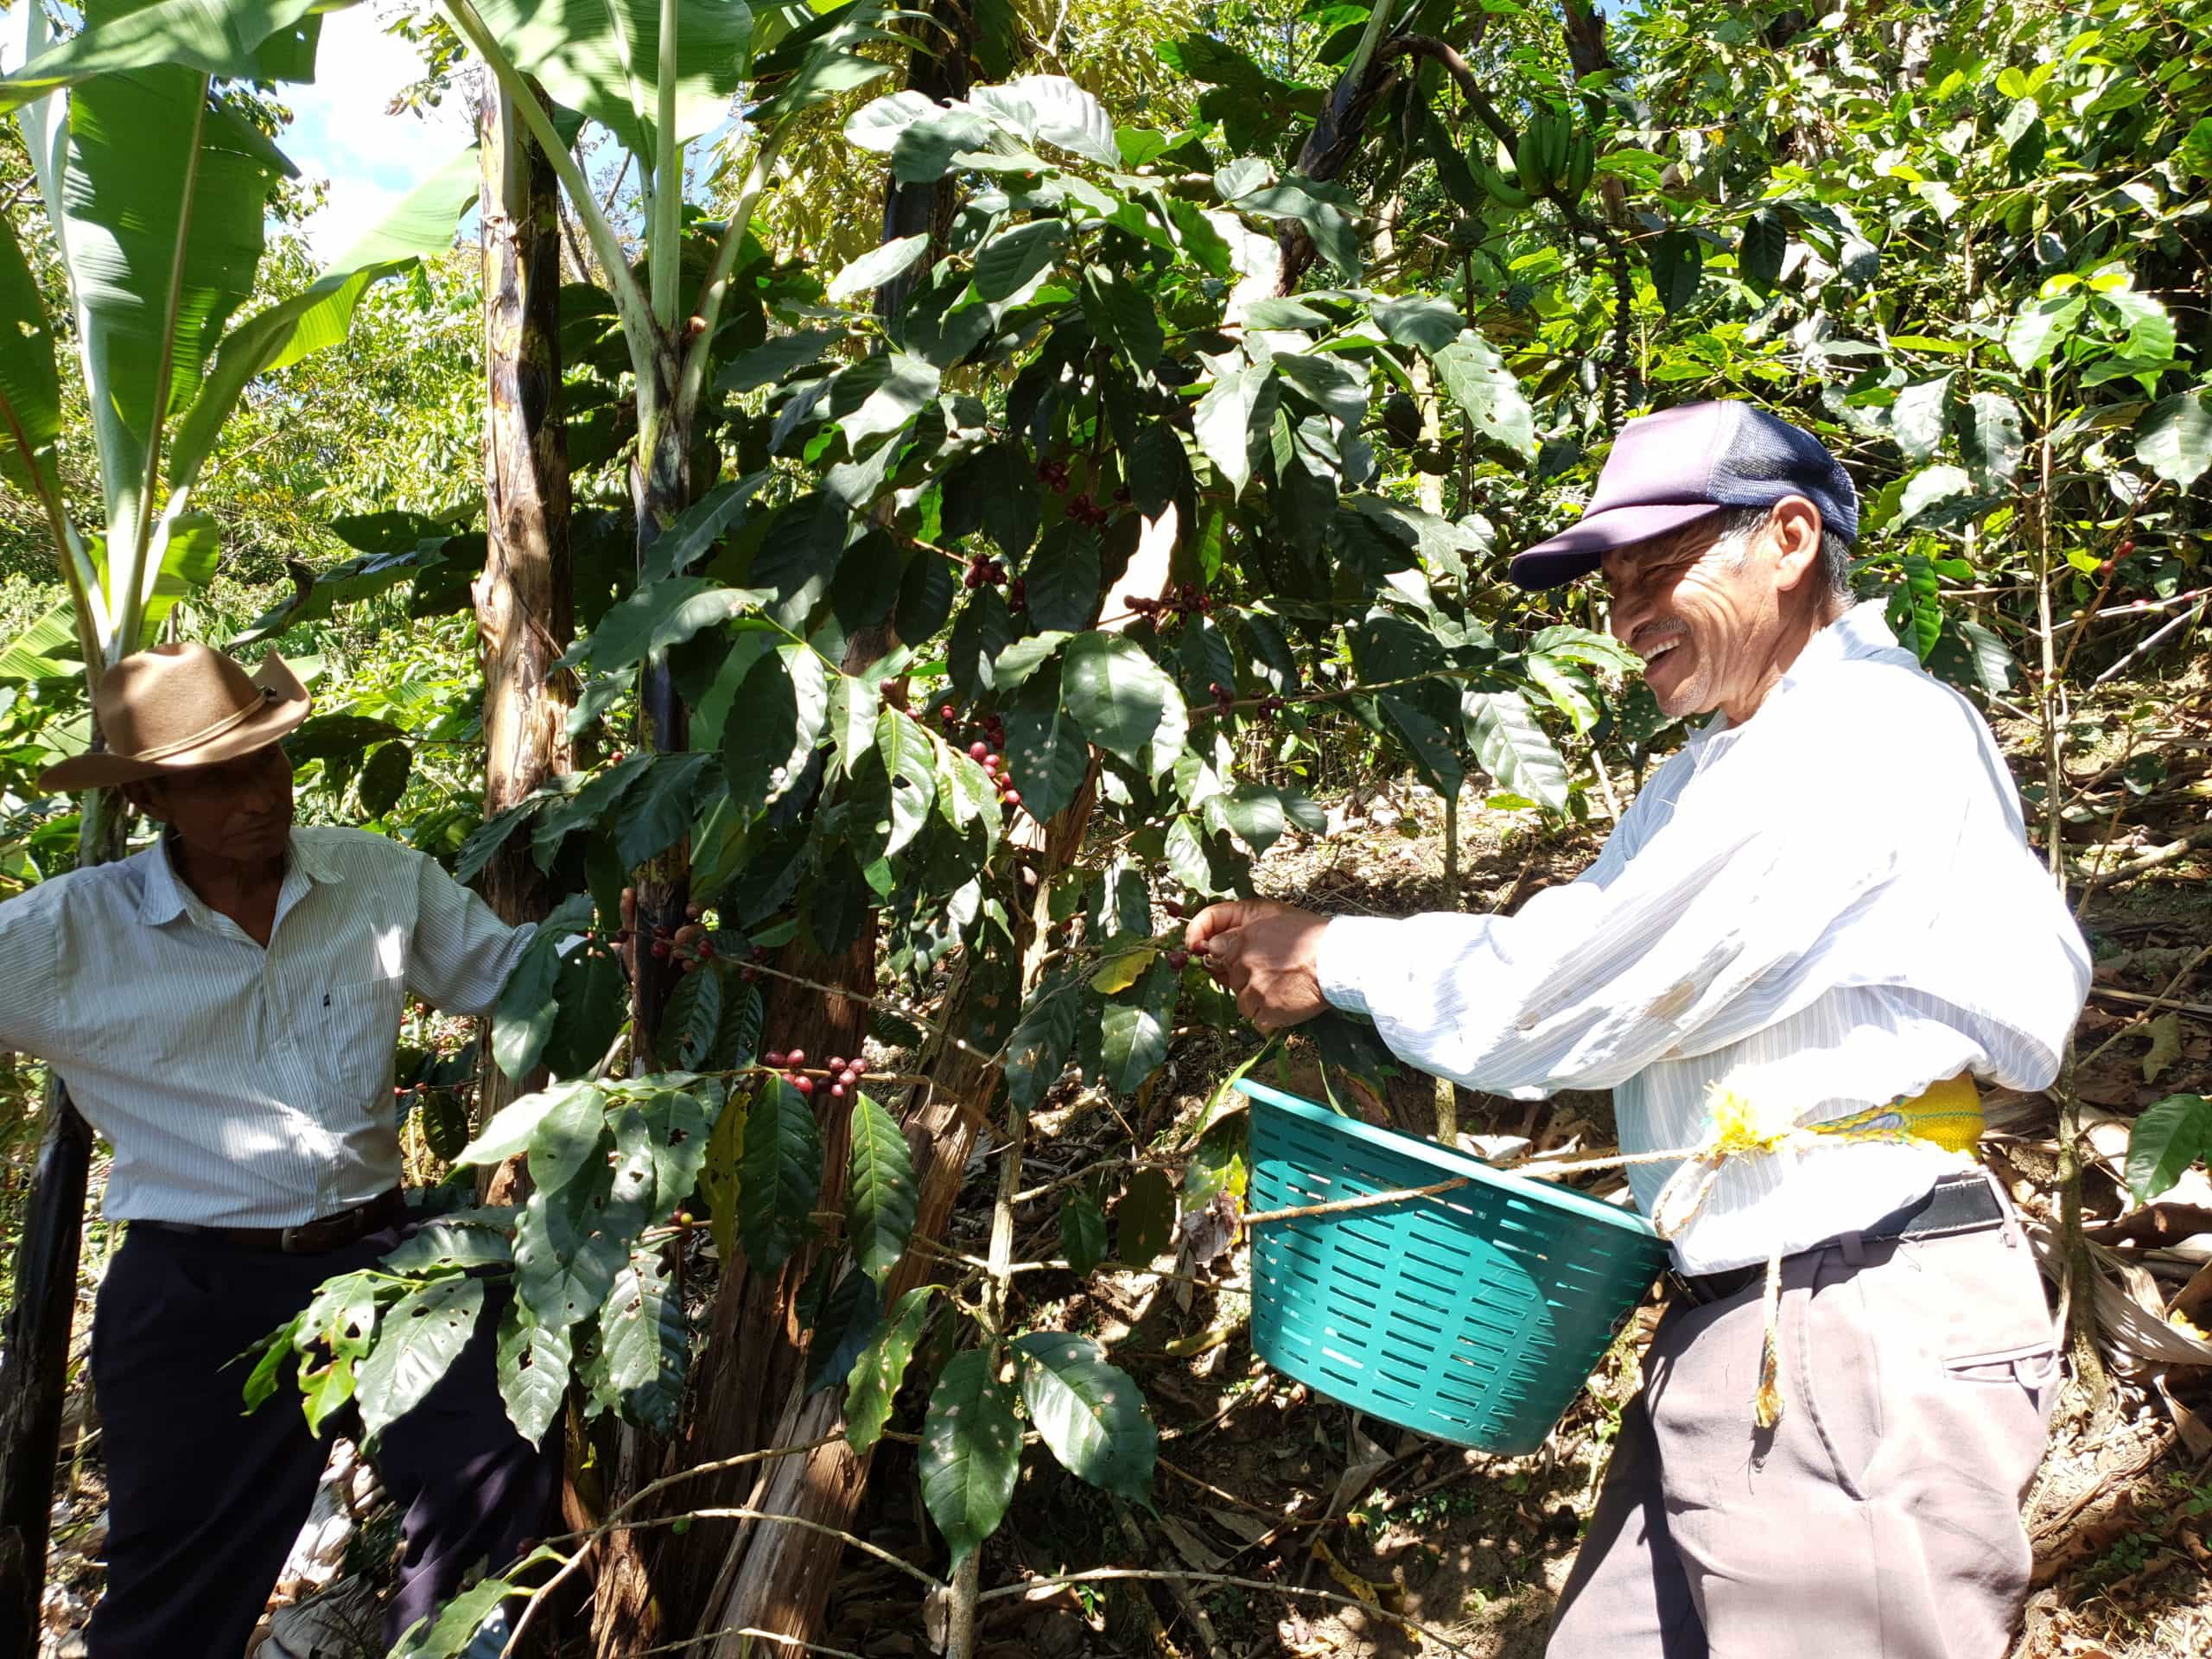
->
xmin=283 ymin=6 xmax=474 ymax=257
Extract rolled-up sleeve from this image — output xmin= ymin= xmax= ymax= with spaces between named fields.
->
xmin=405 ymin=853 xmax=538 ymax=1017
xmin=0 ymin=883 xmax=63 ymax=1059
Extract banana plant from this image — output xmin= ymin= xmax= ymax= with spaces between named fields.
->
xmin=422 ymin=0 xmax=899 ymax=1047
xmin=0 ymin=0 xmax=474 ymax=851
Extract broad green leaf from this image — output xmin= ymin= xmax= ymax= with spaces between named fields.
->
xmin=612 ymin=751 xmax=714 ymax=869
xmin=1003 ymin=971 xmax=1081 ymax=1111
xmin=1649 ymin=229 xmax=1702 ymax=315
xmin=842 ymin=87 xmax=938 ymax=151
xmin=715 ymin=327 xmax=842 ymax=393
xmin=358 ymin=741 xmax=412 ymax=819
xmin=355 ymin=1276 xmax=485 ymax=1440
xmin=2100 ymin=286 xmax=2175 ymax=365
xmin=1370 ymin=294 xmax=1461 ymax=355
xmin=1274 ymin=351 xmax=1370 ymax=427
xmin=1012 ymin=1331 xmax=1156 ymax=1500
xmin=465 ymin=0 xmax=753 ymax=158
xmin=655 ymin=473 xmax=767 ymax=577
xmin=1961 ymin=391 xmax=2025 ymax=490
xmin=990 ymin=73 xmax=1120 ymax=168
xmin=1891 ymin=376 xmax=1952 ymax=462
xmin=1463 ymin=690 xmax=1569 ymax=814
xmin=2005 ymin=294 xmax=2084 ymax=370
xmin=973 ymin=217 xmax=1065 ymax=302
xmin=994 ymin=631 xmax=1072 ymax=691
xmin=457 ymin=1075 xmax=601 ymax=1167
xmin=0 ymin=0 xmax=322 ymax=109
xmin=828 ymin=233 xmax=929 ymax=302
xmin=1101 ymin=957 xmax=1179 ymax=1095
xmin=846 ymin=1285 xmax=936 ymax=1452
xmin=1376 ymin=694 xmax=1461 ymax=797
xmin=596 ymin=1254 xmax=687 ymax=1433
xmin=658 ymin=967 xmax=725 ymax=1072
xmin=1061 ymin=632 xmax=1187 ymax=776
xmin=390 ymin=1573 xmax=524 ymax=1659
xmin=740 ymin=1076 xmax=823 ymax=1270
xmin=1192 ymin=362 xmax=1274 ymax=499
xmin=920 ymin=1349 xmax=1021 ymax=1567
xmin=1001 ymin=679 xmax=1090 ymax=820
xmin=1431 ymin=330 xmax=1536 ymax=460
xmin=168 ymin=143 xmax=480 ymax=497
xmin=861 ymin=706 xmax=938 ymax=859
xmin=1737 ymin=206 xmax=1787 ymax=292
xmin=1526 ymin=655 xmax=1598 ymax=734
xmin=60 ymin=68 xmax=288 ymax=634
xmin=567 ymin=576 xmax=759 ymax=673
xmin=700 ymin=1088 xmax=746 ymax=1262
xmin=1895 ymin=464 xmax=1974 ymax=526
xmin=2126 ymin=1094 xmax=2212 ymax=1203
xmin=841 ymin=351 xmax=940 ymax=448
xmin=803 ymin=1267 xmax=883 ymax=1395
xmin=826 ymin=671 xmax=881 ymax=777
xmin=526 ymin=1080 xmax=610 ymax=1197
xmin=0 ymin=599 xmax=80 ymax=682
xmin=487 ymin=895 xmax=598 ymax=1081
xmin=382 ymin=1218 xmax=513 ymax=1275
xmin=846 ymin=1092 xmax=918 ymax=1285
xmin=1117 ymin=1166 xmax=1177 ymax=1264
xmin=0 ymin=213 xmax=61 ymax=505
xmin=1025 ymin=530 xmax=1100 ymax=633
xmin=529 ymin=753 xmax=653 ymax=870
xmin=726 ymin=644 xmax=831 ymax=812
xmin=2134 ymin=391 xmax=2212 ymax=490
xmin=1059 ymin=1192 xmax=1108 ymax=1274
xmin=495 ymin=1302 xmax=573 ymax=1446
xmin=1079 ymin=264 xmax=1162 ymax=370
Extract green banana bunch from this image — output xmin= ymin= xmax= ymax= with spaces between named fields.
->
xmin=1469 ymin=138 xmax=1535 ymax=210
xmin=1560 ymin=128 xmax=1595 ymax=200
xmin=1515 ymin=108 xmax=1573 ymax=196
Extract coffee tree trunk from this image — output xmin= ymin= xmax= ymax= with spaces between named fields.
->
xmin=473 ymin=77 xmax=575 ymax=1198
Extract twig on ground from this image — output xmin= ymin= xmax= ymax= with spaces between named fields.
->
xmin=2080 ymin=944 xmax=2212 ymax=1071
xmin=2075 ymin=821 xmax=2212 ymax=899
xmin=1115 ymin=1497 xmax=1230 ymax=1657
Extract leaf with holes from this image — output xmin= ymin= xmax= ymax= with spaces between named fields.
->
xmin=847 ymin=1092 xmax=918 ymax=1285
xmin=1464 ymin=690 xmax=1569 ymax=814
xmin=633 ymin=1088 xmax=713 ymax=1224
xmin=846 ymin=1286 xmax=937 ymax=1452
xmin=921 ymin=1348 xmax=1022 ymax=1567
xmin=2126 ymin=1094 xmax=2212 ymax=1203
xmin=1430 ymin=330 xmax=1535 ymax=460
xmin=355 ymin=1276 xmax=484 ymax=1441
xmin=596 ymin=1254 xmax=687 ymax=1433
xmin=1013 ymin=1332 xmax=1156 ymax=1501
xmin=1962 ymin=391 xmax=2025 ymax=490
xmin=524 ymin=1082 xmax=609 ymax=1198
xmin=825 ymin=671 xmax=880 ymax=779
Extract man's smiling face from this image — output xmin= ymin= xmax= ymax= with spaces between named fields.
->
xmin=1599 ymin=496 xmax=1827 ymax=724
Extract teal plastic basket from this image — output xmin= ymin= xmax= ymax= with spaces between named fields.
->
xmin=1238 ymin=1080 xmax=1669 ymax=1454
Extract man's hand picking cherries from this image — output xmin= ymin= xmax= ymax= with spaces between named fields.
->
xmin=1182 ymin=899 xmax=1332 ymax=1033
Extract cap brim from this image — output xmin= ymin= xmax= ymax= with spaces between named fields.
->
xmin=39 ymin=652 xmax=313 ymax=792
xmin=1508 ymin=502 xmax=1728 ymax=589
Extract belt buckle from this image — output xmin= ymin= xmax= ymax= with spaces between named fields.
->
xmin=279 ymin=1220 xmax=313 ymax=1253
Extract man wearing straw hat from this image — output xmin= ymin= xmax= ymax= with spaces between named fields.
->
xmin=1187 ymin=401 xmax=2091 ymax=1659
xmin=0 ymin=643 xmax=557 ymax=1655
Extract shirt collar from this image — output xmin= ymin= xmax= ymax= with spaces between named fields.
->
xmin=137 ymin=829 xmax=341 ymax=929
xmin=1687 ymin=600 xmax=1900 ymax=755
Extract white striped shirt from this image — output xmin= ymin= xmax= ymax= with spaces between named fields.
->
xmin=1319 ymin=601 xmax=2091 ymax=1273
xmin=0 ymin=827 xmax=535 ymax=1225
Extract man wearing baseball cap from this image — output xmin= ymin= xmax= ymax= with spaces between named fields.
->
xmin=1187 ymin=402 xmax=2090 ymax=1656
xmin=0 ymin=644 xmax=556 ymax=1654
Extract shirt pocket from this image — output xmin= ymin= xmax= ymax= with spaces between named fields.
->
xmin=315 ymin=974 xmax=406 ymax=1108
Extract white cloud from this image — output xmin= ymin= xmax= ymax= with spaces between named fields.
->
xmin=285 ymin=7 xmax=474 ymax=258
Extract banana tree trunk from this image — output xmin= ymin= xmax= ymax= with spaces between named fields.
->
xmin=473 ymin=75 xmax=575 ymax=1197
xmin=627 ymin=403 xmax=692 ymax=1069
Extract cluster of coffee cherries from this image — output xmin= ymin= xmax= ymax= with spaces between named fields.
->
xmin=1062 ymin=489 xmax=1126 ymax=529
xmin=969 ymin=740 xmax=1022 ymax=810
xmin=1123 ymin=582 xmax=1216 ymax=629
xmin=1034 ymin=455 xmax=1075 ymax=493
xmin=764 ymin=1047 xmax=866 ymax=1100
xmin=962 ymin=550 xmax=1007 ymax=591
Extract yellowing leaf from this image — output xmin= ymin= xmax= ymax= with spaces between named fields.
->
xmin=1090 ymin=946 xmax=1157 ymax=994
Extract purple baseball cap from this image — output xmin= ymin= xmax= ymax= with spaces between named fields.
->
xmin=1508 ymin=401 xmax=1859 ymax=588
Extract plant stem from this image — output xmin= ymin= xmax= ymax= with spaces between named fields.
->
xmin=651 ymin=0 xmax=682 ymax=329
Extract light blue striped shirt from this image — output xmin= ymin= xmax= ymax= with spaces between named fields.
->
xmin=0 ymin=827 xmax=535 ymax=1225
xmin=1319 ymin=602 xmax=2092 ymax=1273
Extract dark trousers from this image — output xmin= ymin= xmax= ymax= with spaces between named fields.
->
xmin=85 ymin=1218 xmax=558 ymax=1658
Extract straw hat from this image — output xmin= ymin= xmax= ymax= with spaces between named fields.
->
xmin=39 ymin=643 xmax=311 ymax=791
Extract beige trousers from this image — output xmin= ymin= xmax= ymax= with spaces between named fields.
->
xmin=1548 ymin=1198 xmax=2059 ymax=1659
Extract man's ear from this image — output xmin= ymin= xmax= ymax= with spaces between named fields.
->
xmin=1767 ymin=495 xmax=1825 ymax=592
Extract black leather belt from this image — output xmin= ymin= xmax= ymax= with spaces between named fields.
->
xmin=1667 ymin=1173 xmax=2004 ymax=1306
xmin=131 ymin=1187 xmax=406 ymax=1255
